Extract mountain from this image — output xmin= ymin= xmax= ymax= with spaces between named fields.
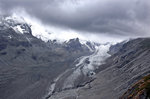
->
xmin=2 ymin=15 xmax=150 ymax=99
xmin=0 ymin=16 xmax=105 ymax=99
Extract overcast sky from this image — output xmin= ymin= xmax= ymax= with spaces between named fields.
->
xmin=0 ymin=0 xmax=150 ymax=43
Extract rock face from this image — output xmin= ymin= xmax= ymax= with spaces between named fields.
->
xmin=108 ymin=40 xmax=128 ymax=55
xmin=0 ymin=16 xmax=94 ymax=99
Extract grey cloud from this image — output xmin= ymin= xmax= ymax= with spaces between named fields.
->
xmin=0 ymin=0 xmax=150 ymax=37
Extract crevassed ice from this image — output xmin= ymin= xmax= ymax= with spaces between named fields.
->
xmin=76 ymin=44 xmax=111 ymax=75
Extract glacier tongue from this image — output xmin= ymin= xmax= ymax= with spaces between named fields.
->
xmin=62 ymin=44 xmax=111 ymax=89
xmin=76 ymin=44 xmax=111 ymax=75
xmin=45 ymin=43 xmax=111 ymax=99
xmin=62 ymin=44 xmax=111 ymax=90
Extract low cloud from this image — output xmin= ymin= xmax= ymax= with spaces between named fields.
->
xmin=0 ymin=0 xmax=150 ymax=37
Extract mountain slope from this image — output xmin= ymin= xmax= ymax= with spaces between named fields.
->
xmin=74 ymin=38 xmax=150 ymax=99
xmin=46 ymin=38 xmax=150 ymax=99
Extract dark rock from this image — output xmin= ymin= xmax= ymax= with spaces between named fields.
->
xmin=0 ymin=43 xmax=7 ymax=51
xmin=0 ymin=52 xmax=7 ymax=55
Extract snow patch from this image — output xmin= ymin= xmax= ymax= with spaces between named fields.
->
xmin=12 ymin=25 xmax=24 ymax=34
xmin=8 ymin=35 xmax=12 ymax=39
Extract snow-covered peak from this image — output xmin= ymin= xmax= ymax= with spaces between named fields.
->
xmin=0 ymin=15 xmax=32 ymax=34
